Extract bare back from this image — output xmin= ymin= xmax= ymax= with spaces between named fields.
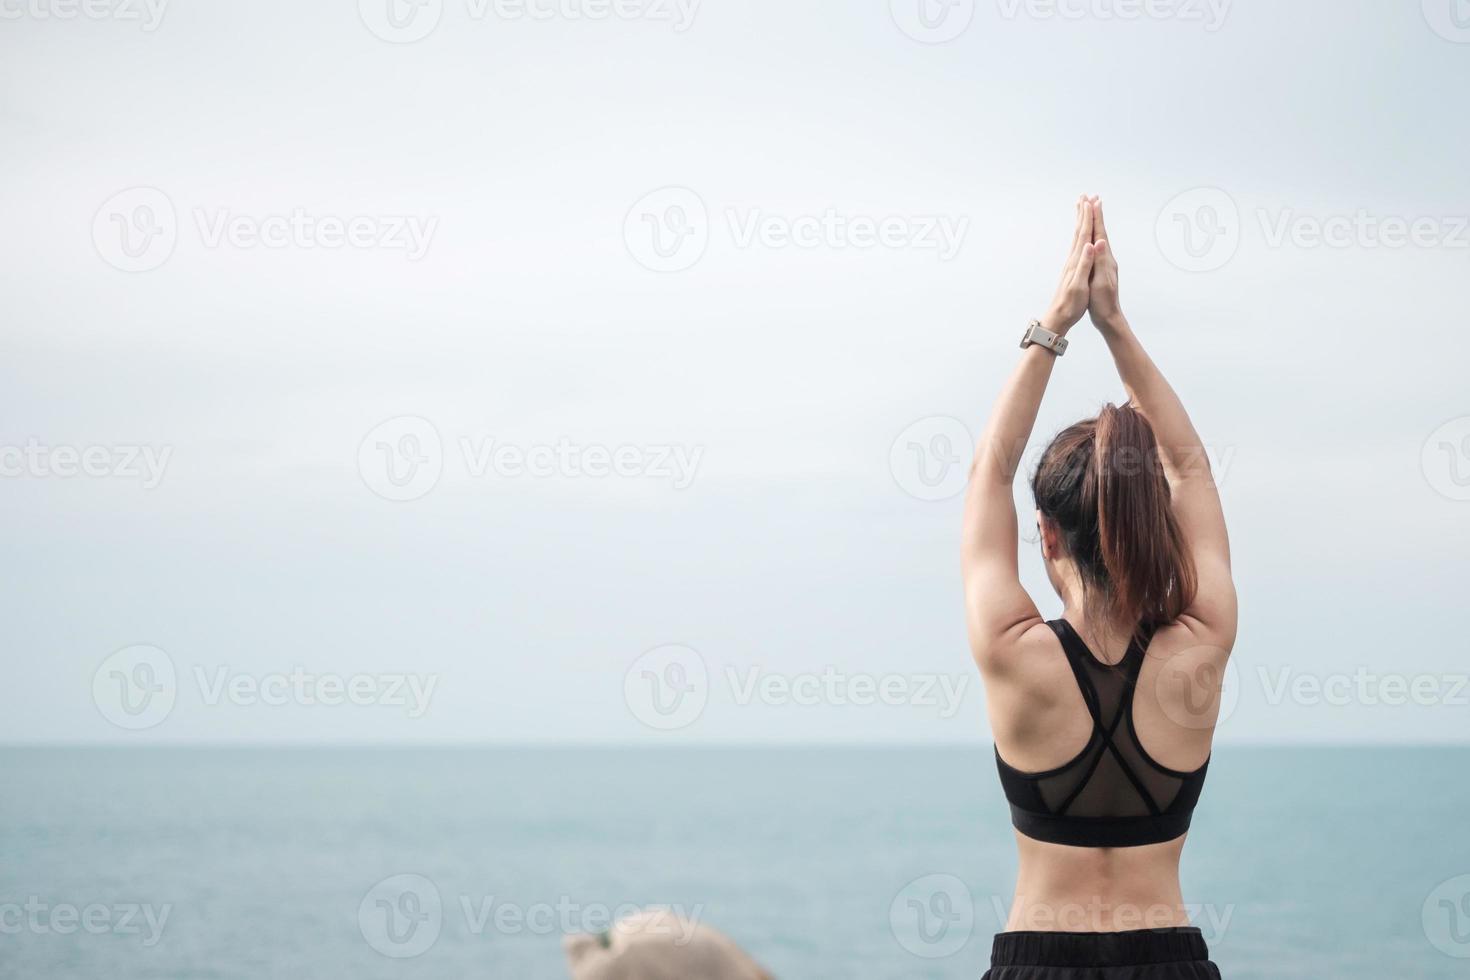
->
xmin=984 ymin=617 xmax=1231 ymax=931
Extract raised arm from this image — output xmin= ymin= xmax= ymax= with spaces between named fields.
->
xmin=1087 ymin=199 xmax=1237 ymax=644
xmin=962 ymin=199 xmax=1097 ymax=659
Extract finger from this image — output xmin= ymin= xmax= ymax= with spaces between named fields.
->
xmin=1090 ymin=239 xmax=1108 ymax=280
xmin=1093 ymin=199 xmax=1110 ymax=245
xmin=1072 ymin=241 xmax=1096 ymax=285
xmin=1067 ymin=198 xmax=1086 ymax=262
xmin=1079 ymin=198 xmax=1095 ymax=252
xmin=1066 ymin=197 xmax=1088 ymax=269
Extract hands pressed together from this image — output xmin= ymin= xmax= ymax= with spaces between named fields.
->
xmin=1043 ymin=195 xmax=1123 ymax=336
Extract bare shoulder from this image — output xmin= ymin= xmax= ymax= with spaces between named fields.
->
xmin=1133 ymin=614 xmax=1236 ymax=759
xmin=1144 ymin=612 xmax=1235 ymax=693
xmin=972 ymin=617 xmax=1074 ymax=692
xmin=980 ymin=619 xmax=1093 ymax=769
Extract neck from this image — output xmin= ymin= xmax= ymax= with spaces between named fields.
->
xmin=1053 ymin=562 xmax=1088 ymax=620
xmin=1053 ymin=565 xmax=1133 ymax=655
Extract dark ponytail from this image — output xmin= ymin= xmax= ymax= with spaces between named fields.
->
xmin=1031 ymin=404 xmax=1196 ymax=631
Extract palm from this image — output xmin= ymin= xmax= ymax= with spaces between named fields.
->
xmin=1086 ymin=199 xmax=1121 ymax=324
xmin=1045 ymin=197 xmax=1098 ymax=332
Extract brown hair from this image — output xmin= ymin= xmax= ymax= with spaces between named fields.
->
xmin=1031 ymin=404 xmax=1196 ymax=631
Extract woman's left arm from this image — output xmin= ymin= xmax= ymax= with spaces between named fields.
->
xmin=963 ymin=198 xmax=1097 ymax=667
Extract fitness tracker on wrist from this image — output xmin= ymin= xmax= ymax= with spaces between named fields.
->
xmin=1019 ymin=319 xmax=1068 ymax=356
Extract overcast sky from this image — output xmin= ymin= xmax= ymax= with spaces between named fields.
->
xmin=2 ymin=0 xmax=1467 ymax=745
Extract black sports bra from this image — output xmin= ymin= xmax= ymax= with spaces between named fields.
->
xmin=994 ymin=619 xmax=1209 ymax=848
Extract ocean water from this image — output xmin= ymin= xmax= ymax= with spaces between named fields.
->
xmin=1 ymin=746 xmax=1466 ymax=979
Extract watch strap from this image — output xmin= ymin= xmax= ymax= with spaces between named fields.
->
xmin=1020 ymin=319 xmax=1068 ymax=356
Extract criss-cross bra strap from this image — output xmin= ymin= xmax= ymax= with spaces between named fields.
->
xmin=1047 ymin=620 xmax=1163 ymax=818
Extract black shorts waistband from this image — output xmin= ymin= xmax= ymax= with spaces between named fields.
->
xmin=990 ymin=927 xmax=1210 ymax=968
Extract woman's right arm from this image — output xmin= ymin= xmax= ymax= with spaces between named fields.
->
xmin=1088 ymin=200 xmax=1237 ymax=644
